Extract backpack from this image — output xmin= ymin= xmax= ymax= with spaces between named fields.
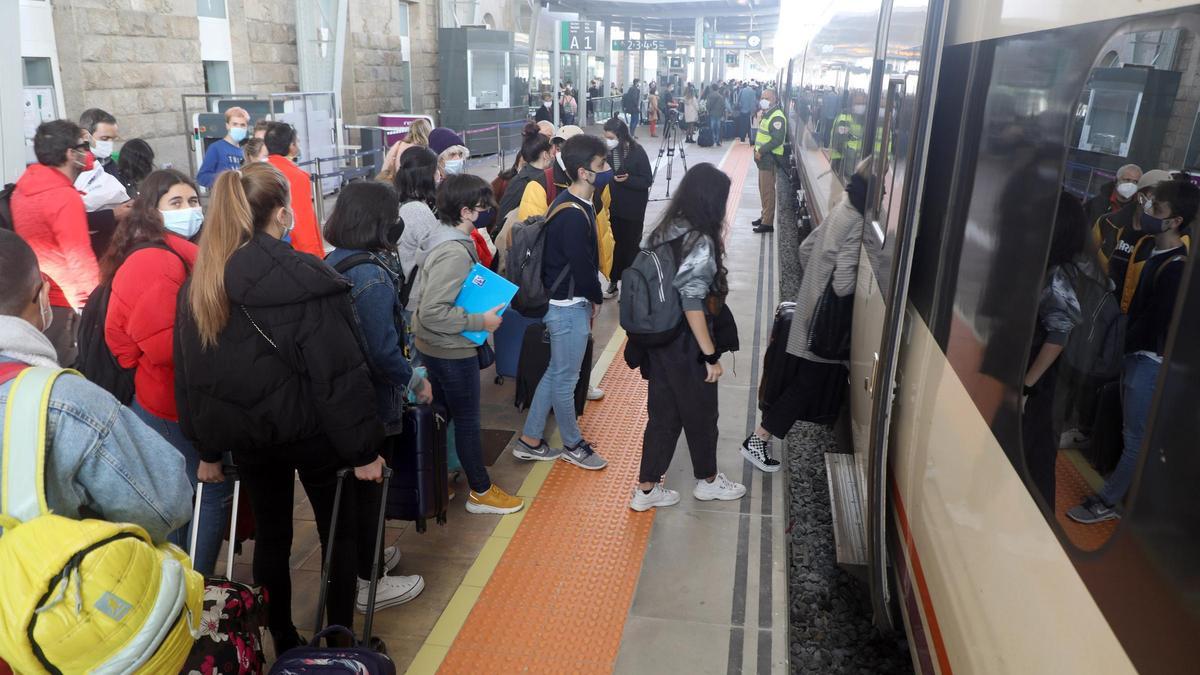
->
xmin=619 ymin=238 xmax=686 ymax=346
xmin=0 ymin=183 xmax=15 ymax=231
xmin=0 ymin=365 xmax=204 ymax=674
xmin=1062 ymin=264 xmax=1124 ymax=379
xmin=503 ymin=201 xmax=588 ymax=318
xmin=76 ymin=242 xmax=188 ymax=405
xmin=622 ymin=88 xmax=638 ymax=113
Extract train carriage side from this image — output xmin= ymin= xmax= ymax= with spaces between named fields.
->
xmin=783 ymin=0 xmax=1200 ymax=673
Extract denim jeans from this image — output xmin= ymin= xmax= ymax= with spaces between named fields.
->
xmin=629 ymin=111 xmax=640 ymax=135
xmin=523 ymin=302 xmax=591 ymax=449
xmin=131 ymin=400 xmax=231 ymax=577
xmin=419 ymin=352 xmax=491 ymax=494
xmin=709 ymin=116 xmax=723 ymax=144
xmin=1098 ymin=353 xmax=1161 ymax=506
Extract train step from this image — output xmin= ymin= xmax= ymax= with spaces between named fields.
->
xmin=824 ymin=452 xmax=868 ymax=577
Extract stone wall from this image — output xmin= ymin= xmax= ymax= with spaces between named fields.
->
xmin=227 ymin=0 xmax=299 ymax=95
xmin=409 ymin=0 xmax=441 ymax=118
xmin=52 ymin=0 xmax=204 ymax=173
xmin=342 ymin=0 xmax=408 ymax=126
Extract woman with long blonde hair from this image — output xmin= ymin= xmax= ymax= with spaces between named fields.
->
xmin=173 ymin=162 xmax=387 ymax=652
xmin=376 ymin=118 xmax=432 ymax=183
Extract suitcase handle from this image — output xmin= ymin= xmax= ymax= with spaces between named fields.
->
xmin=313 ymin=466 xmax=393 ymax=644
xmin=189 ymin=478 xmax=242 ymax=580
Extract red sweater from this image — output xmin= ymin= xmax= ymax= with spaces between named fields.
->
xmin=267 ymin=154 xmax=324 ymax=258
xmin=105 ymin=235 xmax=198 ymax=421
xmin=11 ymin=164 xmax=100 ymax=309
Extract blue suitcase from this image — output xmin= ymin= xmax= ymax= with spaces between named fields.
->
xmin=722 ymin=119 xmax=736 ymax=140
xmin=492 ymin=308 xmax=538 ymax=382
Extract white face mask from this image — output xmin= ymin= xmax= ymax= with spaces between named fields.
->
xmin=161 ymin=207 xmax=204 ymax=239
xmin=92 ymin=140 xmax=114 ymax=160
xmin=759 ymin=99 xmax=770 ymax=110
xmin=543 ymin=101 xmax=552 ymax=109
xmin=38 ymin=288 xmax=53 ymax=333
xmin=605 ymin=138 xmax=619 ymax=150
xmin=443 ymin=158 xmax=465 ymax=175
xmin=1115 ymin=182 xmax=1138 ymax=200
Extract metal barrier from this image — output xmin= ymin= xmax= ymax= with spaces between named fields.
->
xmin=298 ymin=145 xmax=385 ymax=224
xmin=454 ymin=118 xmax=531 ymax=168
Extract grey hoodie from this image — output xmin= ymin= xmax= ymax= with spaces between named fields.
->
xmin=397 ymin=200 xmax=441 ymax=309
xmin=412 ymin=225 xmax=488 ymax=359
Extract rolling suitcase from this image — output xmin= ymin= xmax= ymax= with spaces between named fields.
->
xmin=697 ymin=126 xmax=714 ymax=147
xmin=384 ymin=404 xmax=449 ymax=532
xmin=514 ymin=323 xmax=593 ymax=416
xmin=758 ymin=302 xmax=804 ymax=412
xmin=269 ymin=469 xmax=397 ymax=675
xmin=722 ymin=119 xmax=736 ymax=140
xmin=181 ymin=479 xmax=270 ymax=675
xmin=1088 ymin=380 xmax=1123 ymax=475
xmin=492 ymin=308 xmax=538 ymax=382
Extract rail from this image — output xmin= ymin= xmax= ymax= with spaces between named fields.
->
xmin=452 ymin=118 xmax=533 ymax=168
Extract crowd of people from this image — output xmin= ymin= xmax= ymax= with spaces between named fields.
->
xmin=0 ymin=88 xmax=787 ymax=664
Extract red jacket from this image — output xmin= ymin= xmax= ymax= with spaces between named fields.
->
xmin=11 ymin=164 xmax=100 ymax=309
xmin=105 ymin=235 xmax=198 ymax=421
xmin=267 ymin=155 xmax=323 ymax=259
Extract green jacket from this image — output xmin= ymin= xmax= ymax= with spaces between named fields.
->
xmin=412 ymin=230 xmax=488 ymax=360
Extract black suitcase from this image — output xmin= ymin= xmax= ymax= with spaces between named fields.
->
xmin=384 ymin=404 xmax=449 ymax=532
xmin=722 ymin=119 xmax=736 ymax=140
xmin=697 ymin=126 xmax=714 ymax=147
xmin=1088 ymin=380 xmax=1123 ymax=475
xmin=757 ymin=302 xmax=805 ymax=412
xmin=514 ymin=322 xmax=593 ymax=416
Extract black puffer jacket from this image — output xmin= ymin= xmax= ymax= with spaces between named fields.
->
xmin=174 ymin=231 xmax=383 ymax=466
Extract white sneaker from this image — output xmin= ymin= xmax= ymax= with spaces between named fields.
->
xmin=630 ymin=484 xmax=681 ymax=512
xmin=383 ymin=546 xmax=400 ymax=573
xmin=356 ymin=574 xmax=425 ymax=613
xmin=693 ymin=473 xmax=746 ymax=501
xmin=586 ymin=386 xmax=605 ymax=401
xmin=1059 ymin=428 xmax=1091 ymax=449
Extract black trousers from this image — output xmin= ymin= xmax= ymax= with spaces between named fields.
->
xmin=238 ymin=436 xmax=358 ymax=635
xmin=610 ymin=214 xmax=643 ymax=284
xmin=760 ymin=357 xmax=847 ymax=437
xmin=639 ymin=332 xmax=719 ymax=484
xmin=1022 ymin=375 xmax=1058 ymax=510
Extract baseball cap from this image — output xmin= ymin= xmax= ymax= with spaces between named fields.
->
xmin=1137 ymin=169 xmax=1174 ymax=191
xmin=553 ymin=125 xmax=584 ymax=142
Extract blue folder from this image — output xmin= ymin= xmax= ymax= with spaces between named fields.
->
xmin=454 ymin=263 xmax=519 ymax=345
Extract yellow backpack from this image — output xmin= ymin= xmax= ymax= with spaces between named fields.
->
xmin=0 ymin=366 xmax=204 ymax=674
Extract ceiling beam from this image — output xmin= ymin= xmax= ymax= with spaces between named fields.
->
xmin=573 ymin=6 xmax=779 ymax=21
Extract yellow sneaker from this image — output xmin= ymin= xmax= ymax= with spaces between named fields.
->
xmin=466 ymin=484 xmax=524 ymax=515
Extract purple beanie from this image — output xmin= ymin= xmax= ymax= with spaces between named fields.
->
xmin=428 ymin=127 xmax=465 ymax=155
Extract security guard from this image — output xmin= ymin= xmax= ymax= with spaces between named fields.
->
xmin=829 ymin=98 xmax=864 ymax=178
xmin=753 ymin=88 xmax=787 ymax=233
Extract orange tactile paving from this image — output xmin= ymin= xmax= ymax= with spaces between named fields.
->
xmin=439 ymin=347 xmax=653 ymax=673
xmin=1054 ymin=452 xmax=1117 ymax=551
xmin=439 ymin=143 xmax=756 ymax=673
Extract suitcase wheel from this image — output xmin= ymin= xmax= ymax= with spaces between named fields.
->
xmin=495 ymin=375 xmax=504 ymax=385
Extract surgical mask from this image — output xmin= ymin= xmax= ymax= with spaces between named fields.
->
xmin=592 ymin=169 xmax=614 ymax=191
xmin=161 ymin=207 xmax=204 ymax=239
xmin=1115 ymin=182 xmax=1138 ymax=200
xmin=605 ymin=138 xmax=619 ymax=150
xmin=543 ymin=101 xmax=553 ymax=108
xmin=92 ymin=140 xmax=114 ymax=160
xmin=759 ymin=99 xmax=770 ymax=110
xmin=444 ymin=159 xmax=465 ymax=175
xmin=229 ymin=127 xmax=248 ymax=143
xmin=39 ymin=288 xmax=53 ymax=333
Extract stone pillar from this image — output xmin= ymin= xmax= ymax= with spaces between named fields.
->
xmin=692 ymin=16 xmax=703 ymax=87
xmin=0 ymin=0 xmax=22 ymax=183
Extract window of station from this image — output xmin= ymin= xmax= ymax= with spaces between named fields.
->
xmin=1026 ymin=18 xmax=1200 ymax=558
xmin=202 ymin=60 xmax=232 ymax=94
xmin=197 ymin=0 xmax=226 ymax=19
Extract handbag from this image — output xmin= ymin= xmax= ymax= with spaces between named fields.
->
xmin=710 ymin=300 xmax=740 ymax=354
xmin=477 ymin=340 xmax=496 ymax=370
xmin=807 ymin=277 xmax=854 ymax=360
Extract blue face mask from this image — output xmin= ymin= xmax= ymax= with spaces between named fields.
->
xmin=592 ymin=169 xmax=614 ymax=191
xmin=229 ymin=127 xmax=248 ymax=143
xmin=474 ymin=208 xmax=495 ymax=230
xmin=444 ymin=159 xmax=465 ymax=175
xmin=161 ymin=207 xmax=204 ymax=239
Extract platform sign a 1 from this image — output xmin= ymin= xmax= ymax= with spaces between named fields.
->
xmin=560 ymin=21 xmax=598 ymax=51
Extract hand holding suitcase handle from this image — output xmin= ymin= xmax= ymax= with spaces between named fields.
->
xmin=190 ymin=466 xmax=241 ymax=580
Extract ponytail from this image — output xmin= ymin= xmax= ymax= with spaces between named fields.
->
xmin=188 ymin=164 xmax=289 ymax=348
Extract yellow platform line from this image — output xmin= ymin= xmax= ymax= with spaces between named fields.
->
xmin=405 ymin=327 xmax=628 ymax=675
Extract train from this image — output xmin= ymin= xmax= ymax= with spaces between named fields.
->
xmin=774 ymin=1 xmax=1200 ymax=672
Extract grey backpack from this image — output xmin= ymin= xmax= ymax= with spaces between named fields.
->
xmin=620 ymin=238 xmax=685 ymax=346
xmin=503 ymin=201 xmax=587 ymax=317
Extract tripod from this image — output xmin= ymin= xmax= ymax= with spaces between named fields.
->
xmin=651 ymin=111 xmax=688 ymax=200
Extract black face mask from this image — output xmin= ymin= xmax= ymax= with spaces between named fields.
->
xmin=847 ymin=174 xmax=868 ymax=216
xmin=474 ymin=208 xmax=495 ymax=230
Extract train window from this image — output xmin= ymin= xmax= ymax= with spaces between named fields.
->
xmin=1030 ymin=18 xmax=1200 ymax=558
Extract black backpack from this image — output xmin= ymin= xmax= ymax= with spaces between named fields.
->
xmin=77 ymin=243 xmax=187 ymax=404
xmin=0 ymin=183 xmax=16 ymax=231
xmin=619 ymin=238 xmax=685 ymax=346
xmin=1061 ymin=263 xmax=1124 ymax=379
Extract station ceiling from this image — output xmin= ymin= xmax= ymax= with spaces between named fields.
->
xmin=542 ymin=0 xmax=780 ymax=39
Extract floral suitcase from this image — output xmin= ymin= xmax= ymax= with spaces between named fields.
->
xmin=181 ymin=480 xmax=270 ymax=675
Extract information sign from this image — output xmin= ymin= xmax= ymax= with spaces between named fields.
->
xmin=611 ymin=39 xmax=678 ymax=51
xmin=561 ymin=21 xmax=598 ymax=51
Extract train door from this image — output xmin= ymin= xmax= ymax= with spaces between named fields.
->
xmin=856 ymin=0 xmax=948 ymax=630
